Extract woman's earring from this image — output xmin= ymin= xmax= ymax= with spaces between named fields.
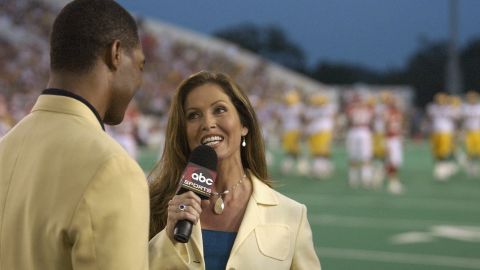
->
xmin=242 ymin=136 xmax=246 ymax=147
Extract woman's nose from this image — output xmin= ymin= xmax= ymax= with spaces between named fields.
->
xmin=202 ymin=115 xmax=216 ymax=130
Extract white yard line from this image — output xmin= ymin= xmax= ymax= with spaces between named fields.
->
xmin=289 ymin=193 xmax=480 ymax=211
xmin=316 ymin=247 xmax=480 ymax=269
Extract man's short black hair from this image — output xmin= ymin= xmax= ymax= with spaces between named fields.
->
xmin=50 ymin=0 xmax=139 ymax=73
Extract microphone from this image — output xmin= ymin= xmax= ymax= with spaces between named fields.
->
xmin=174 ymin=144 xmax=218 ymax=243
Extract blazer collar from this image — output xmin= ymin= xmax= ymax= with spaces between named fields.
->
xmin=31 ymin=94 xmax=104 ymax=131
xmin=250 ymin=174 xmax=278 ymax=206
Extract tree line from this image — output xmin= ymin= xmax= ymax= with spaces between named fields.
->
xmin=214 ymin=23 xmax=480 ymax=107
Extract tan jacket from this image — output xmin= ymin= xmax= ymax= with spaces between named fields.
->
xmin=149 ymin=175 xmax=320 ymax=270
xmin=0 ymin=94 xmax=149 ymax=270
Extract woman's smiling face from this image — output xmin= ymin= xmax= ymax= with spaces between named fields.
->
xmin=184 ymin=83 xmax=248 ymax=161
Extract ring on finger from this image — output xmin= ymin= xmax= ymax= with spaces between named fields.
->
xmin=178 ymin=204 xmax=187 ymax=212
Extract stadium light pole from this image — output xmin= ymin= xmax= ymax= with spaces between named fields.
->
xmin=446 ymin=0 xmax=462 ymax=95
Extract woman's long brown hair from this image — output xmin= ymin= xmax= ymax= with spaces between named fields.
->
xmin=148 ymin=71 xmax=270 ymax=239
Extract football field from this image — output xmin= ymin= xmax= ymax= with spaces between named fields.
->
xmin=138 ymin=140 xmax=480 ymax=270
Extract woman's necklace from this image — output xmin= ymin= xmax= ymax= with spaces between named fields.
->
xmin=211 ymin=174 xmax=246 ymax=215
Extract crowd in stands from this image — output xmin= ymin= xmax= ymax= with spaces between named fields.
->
xmin=0 ymin=0 xmax=296 ymax=150
xmin=1 ymin=0 xmax=51 ymax=125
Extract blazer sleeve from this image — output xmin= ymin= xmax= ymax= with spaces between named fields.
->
xmin=68 ymin=155 xmax=150 ymax=270
xmin=149 ymin=227 xmax=203 ymax=270
xmin=291 ymin=205 xmax=321 ymax=270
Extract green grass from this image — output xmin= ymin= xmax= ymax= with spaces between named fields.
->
xmin=138 ymin=140 xmax=480 ymax=270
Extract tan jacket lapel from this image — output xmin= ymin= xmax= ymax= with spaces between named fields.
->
xmin=190 ymin=222 xmax=204 ymax=265
xmin=230 ymin=175 xmax=278 ymax=256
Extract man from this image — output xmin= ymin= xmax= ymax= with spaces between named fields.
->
xmin=370 ymin=92 xmax=388 ymax=187
xmin=427 ymin=92 xmax=458 ymax=180
xmin=279 ymin=89 xmax=304 ymax=174
xmin=304 ymin=93 xmax=337 ymax=179
xmin=384 ymin=96 xmax=405 ymax=194
xmin=461 ymin=90 xmax=480 ymax=177
xmin=345 ymin=92 xmax=374 ymax=188
xmin=0 ymin=1 xmax=149 ymax=269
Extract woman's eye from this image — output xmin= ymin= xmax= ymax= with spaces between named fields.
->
xmin=215 ymin=106 xmax=227 ymax=114
xmin=187 ymin=112 xmax=200 ymax=120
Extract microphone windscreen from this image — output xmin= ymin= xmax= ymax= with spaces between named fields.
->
xmin=189 ymin=144 xmax=217 ymax=171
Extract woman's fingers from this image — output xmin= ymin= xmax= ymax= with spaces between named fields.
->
xmin=167 ymin=192 xmax=202 ymax=224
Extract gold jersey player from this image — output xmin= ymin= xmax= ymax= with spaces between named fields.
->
xmin=427 ymin=92 xmax=458 ymax=180
xmin=461 ymin=90 xmax=480 ymax=177
xmin=279 ymin=90 xmax=304 ymax=174
xmin=304 ymin=93 xmax=337 ymax=179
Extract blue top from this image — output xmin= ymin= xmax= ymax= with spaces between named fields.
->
xmin=202 ymin=229 xmax=237 ymax=270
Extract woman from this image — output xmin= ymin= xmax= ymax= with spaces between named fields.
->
xmin=149 ymin=71 xmax=320 ymax=269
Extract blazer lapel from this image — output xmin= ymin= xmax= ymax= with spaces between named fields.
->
xmin=189 ymin=222 xmax=205 ymax=265
xmin=230 ymin=175 xmax=278 ymax=256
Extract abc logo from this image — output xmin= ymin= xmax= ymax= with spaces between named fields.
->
xmin=191 ymin=171 xmax=214 ymax=185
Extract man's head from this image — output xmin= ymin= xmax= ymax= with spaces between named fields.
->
xmin=50 ymin=0 xmax=145 ymax=125
xmin=50 ymin=0 xmax=139 ymax=74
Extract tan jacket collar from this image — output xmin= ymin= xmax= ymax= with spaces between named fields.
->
xmin=231 ymin=174 xmax=277 ymax=256
xmin=32 ymin=94 xmax=104 ymax=131
xmin=250 ymin=174 xmax=278 ymax=206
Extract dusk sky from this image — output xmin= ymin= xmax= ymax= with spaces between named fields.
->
xmin=117 ymin=0 xmax=480 ymax=71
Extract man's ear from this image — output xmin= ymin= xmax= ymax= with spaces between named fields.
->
xmin=105 ymin=40 xmax=122 ymax=71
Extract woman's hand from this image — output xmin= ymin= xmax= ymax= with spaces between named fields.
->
xmin=165 ymin=191 xmax=203 ymax=241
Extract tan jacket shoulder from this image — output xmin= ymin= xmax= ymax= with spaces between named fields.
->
xmin=0 ymin=95 xmax=149 ymax=270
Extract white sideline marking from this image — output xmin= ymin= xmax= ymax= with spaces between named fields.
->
xmin=391 ymin=225 xmax=480 ymax=244
xmin=316 ymin=247 xmax=480 ymax=269
xmin=431 ymin=225 xmax=480 ymax=242
xmin=390 ymin=231 xmax=436 ymax=244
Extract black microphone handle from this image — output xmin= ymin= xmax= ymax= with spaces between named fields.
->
xmin=173 ymin=219 xmax=192 ymax=243
xmin=173 ymin=187 xmax=203 ymax=243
